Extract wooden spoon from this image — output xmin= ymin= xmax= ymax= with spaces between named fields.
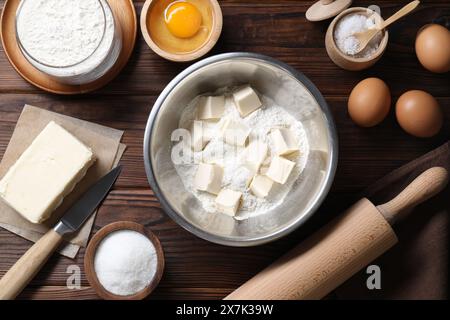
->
xmin=353 ymin=0 xmax=420 ymax=54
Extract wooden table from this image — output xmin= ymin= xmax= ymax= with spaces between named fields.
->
xmin=0 ymin=0 xmax=448 ymax=300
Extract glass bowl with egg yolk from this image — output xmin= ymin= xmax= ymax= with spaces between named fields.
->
xmin=148 ymin=0 xmax=214 ymax=54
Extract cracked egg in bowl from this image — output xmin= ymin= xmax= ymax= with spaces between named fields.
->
xmin=141 ymin=0 xmax=223 ymax=62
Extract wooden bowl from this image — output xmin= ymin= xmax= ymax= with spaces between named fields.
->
xmin=325 ymin=7 xmax=389 ymax=71
xmin=140 ymin=0 xmax=223 ymax=62
xmin=0 ymin=0 xmax=137 ymax=94
xmin=84 ymin=221 xmax=164 ymax=300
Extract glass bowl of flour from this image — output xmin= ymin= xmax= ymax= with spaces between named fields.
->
xmin=144 ymin=53 xmax=338 ymax=246
xmin=15 ymin=0 xmax=122 ymax=85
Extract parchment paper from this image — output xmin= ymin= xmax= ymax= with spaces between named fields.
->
xmin=0 ymin=105 xmax=126 ymax=258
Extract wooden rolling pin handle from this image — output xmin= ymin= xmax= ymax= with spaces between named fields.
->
xmin=0 ymin=229 xmax=63 ymax=300
xmin=377 ymin=167 xmax=448 ymax=225
xmin=225 ymin=167 xmax=448 ymax=300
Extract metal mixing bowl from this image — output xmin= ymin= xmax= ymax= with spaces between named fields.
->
xmin=144 ymin=53 xmax=338 ymax=246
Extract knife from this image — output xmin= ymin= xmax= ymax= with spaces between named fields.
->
xmin=0 ymin=165 xmax=122 ymax=300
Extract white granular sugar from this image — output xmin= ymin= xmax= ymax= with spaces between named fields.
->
xmin=94 ymin=230 xmax=158 ymax=296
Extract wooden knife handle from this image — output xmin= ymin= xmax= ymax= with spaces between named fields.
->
xmin=377 ymin=167 xmax=448 ymax=224
xmin=0 ymin=229 xmax=63 ymax=300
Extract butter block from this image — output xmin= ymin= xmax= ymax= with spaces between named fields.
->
xmin=194 ymin=163 xmax=223 ymax=195
xmin=189 ymin=120 xmax=216 ymax=151
xmin=197 ymin=96 xmax=225 ymax=120
xmin=250 ymin=175 xmax=274 ymax=198
xmin=270 ymin=128 xmax=299 ymax=155
xmin=243 ymin=140 xmax=268 ymax=173
xmin=233 ymin=86 xmax=262 ymax=117
xmin=222 ymin=119 xmax=251 ymax=146
xmin=215 ymin=188 xmax=242 ymax=216
xmin=0 ymin=121 xmax=95 ymax=224
xmin=266 ymin=156 xmax=295 ymax=184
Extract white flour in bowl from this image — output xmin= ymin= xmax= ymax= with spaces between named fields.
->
xmin=173 ymin=88 xmax=309 ymax=220
xmin=16 ymin=0 xmax=117 ymax=81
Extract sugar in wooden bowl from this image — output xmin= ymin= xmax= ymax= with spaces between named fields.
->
xmin=84 ymin=221 xmax=164 ymax=300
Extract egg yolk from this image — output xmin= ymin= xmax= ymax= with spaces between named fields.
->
xmin=165 ymin=2 xmax=202 ymax=38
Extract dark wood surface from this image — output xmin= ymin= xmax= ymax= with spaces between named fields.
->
xmin=0 ymin=0 xmax=449 ymax=300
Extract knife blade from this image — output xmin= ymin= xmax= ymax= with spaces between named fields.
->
xmin=0 ymin=165 xmax=122 ymax=300
xmin=54 ymin=165 xmax=122 ymax=235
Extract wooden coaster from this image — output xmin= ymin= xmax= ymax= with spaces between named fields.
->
xmin=306 ymin=0 xmax=352 ymax=22
xmin=84 ymin=221 xmax=165 ymax=300
xmin=0 ymin=0 xmax=137 ymax=95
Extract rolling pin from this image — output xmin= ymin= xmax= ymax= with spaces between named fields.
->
xmin=225 ymin=167 xmax=448 ymax=300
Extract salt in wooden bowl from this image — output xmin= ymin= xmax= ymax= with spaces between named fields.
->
xmin=325 ymin=7 xmax=389 ymax=71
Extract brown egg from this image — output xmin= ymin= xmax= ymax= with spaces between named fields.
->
xmin=348 ymin=78 xmax=391 ymax=127
xmin=415 ymin=24 xmax=450 ymax=73
xmin=396 ymin=90 xmax=443 ymax=138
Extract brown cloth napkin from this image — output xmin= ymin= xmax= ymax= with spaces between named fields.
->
xmin=0 ymin=105 xmax=126 ymax=258
xmin=335 ymin=141 xmax=449 ymax=300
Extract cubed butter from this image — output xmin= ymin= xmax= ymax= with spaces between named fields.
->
xmin=0 ymin=121 xmax=95 ymax=224
xmin=194 ymin=163 xmax=223 ymax=195
xmin=243 ymin=140 xmax=268 ymax=173
xmin=197 ymin=96 xmax=225 ymax=120
xmin=222 ymin=119 xmax=251 ymax=146
xmin=250 ymin=175 xmax=274 ymax=198
xmin=259 ymin=164 xmax=270 ymax=175
xmin=270 ymin=128 xmax=299 ymax=155
xmin=266 ymin=156 xmax=295 ymax=184
xmin=215 ymin=188 xmax=242 ymax=216
xmin=233 ymin=86 xmax=262 ymax=117
xmin=189 ymin=120 xmax=216 ymax=151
